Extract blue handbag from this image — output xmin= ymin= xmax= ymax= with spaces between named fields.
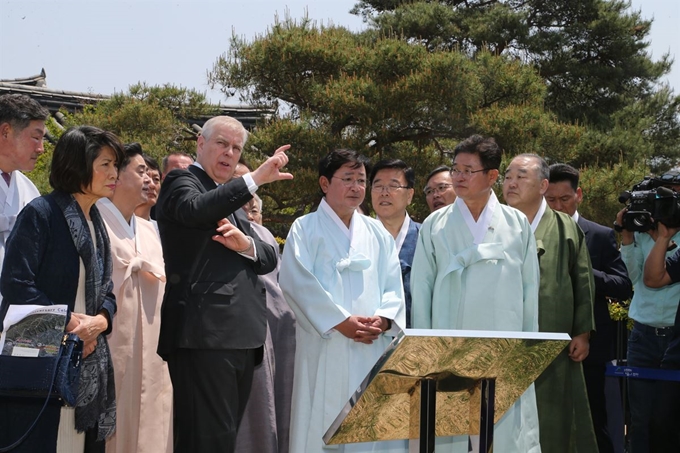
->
xmin=0 ymin=333 xmax=83 ymax=451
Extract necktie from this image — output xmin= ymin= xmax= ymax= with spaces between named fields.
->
xmin=1 ymin=172 xmax=10 ymax=187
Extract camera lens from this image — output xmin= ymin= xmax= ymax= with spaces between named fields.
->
xmin=633 ymin=215 xmax=648 ymax=228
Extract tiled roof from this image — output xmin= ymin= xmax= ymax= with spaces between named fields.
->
xmin=0 ymin=69 xmax=272 ymax=132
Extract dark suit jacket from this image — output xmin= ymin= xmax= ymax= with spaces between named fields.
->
xmin=578 ymin=216 xmax=632 ymax=362
xmin=156 ymin=166 xmax=277 ymax=359
xmin=399 ymin=219 xmax=420 ymax=328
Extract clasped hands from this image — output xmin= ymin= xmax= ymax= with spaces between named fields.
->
xmin=66 ymin=312 xmax=108 ymax=359
xmin=335 ymin=315 xmax=390 ymax=344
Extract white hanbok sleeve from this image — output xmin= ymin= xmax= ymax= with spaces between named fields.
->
xmin=279 ymin=219 xmax=350 ymax=337
xmin=373 ymin=227 xmax=406 ymax=333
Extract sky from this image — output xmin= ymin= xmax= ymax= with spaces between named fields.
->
xmin=0 ymin=0 xmax=677 ymax=106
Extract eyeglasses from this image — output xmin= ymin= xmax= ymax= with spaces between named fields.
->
xmin=451 ymin=168 xmax=488 ymax=178
xmin=332 ymin=176 xmax=367 ymax=188
xmin=424 ymin=183 xmax=454 ymax=197
xmin=371 ymin=184 xmax=410 ymax=193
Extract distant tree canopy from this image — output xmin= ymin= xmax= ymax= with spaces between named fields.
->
xmin=208 ymin=0 xmax=677 ymax=226
xmin=24 ymin=1 xmax=679 ymax=232
xmin=208 ymin=18 xmax=586 ymax=222
xmin=65 ymin=83 xmax=218 ymax=162
xmin=26 ymin=83 xmax=216 ymax=195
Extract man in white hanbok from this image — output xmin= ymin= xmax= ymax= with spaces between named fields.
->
xmin=0 ymin=94 xmax=48 ymax=302
xmin=280 ymin=149 xmax=406 ymax=453
xmin=411 ymin=135 xmax=541 ymax=453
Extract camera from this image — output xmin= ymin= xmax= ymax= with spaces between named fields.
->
xmin=619 ymin=177 xmax=680 ymax=232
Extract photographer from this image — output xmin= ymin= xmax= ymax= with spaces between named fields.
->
xmin=641 ymin=220 xmax=680 ymax=451
xmin=616 ymin=171 xmax=680 ymax=452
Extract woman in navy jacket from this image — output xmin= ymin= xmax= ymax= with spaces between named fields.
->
xmin=0 ymin=126 xmax=123 ymax=453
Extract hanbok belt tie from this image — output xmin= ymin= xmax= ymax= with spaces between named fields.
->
xmin=336 ymin=253 xmax=371 ymax=272
xmin=443 ymin=243 xmax=506 ymax=276
xmin=118 ymin=256 xmax=166 ymax=284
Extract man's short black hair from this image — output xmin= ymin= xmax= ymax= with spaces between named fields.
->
xmin=121 ymin=142 xmax=145 ymax=172
xmin=50 ymin=126 xmax=125 ymax=194
xmin=0 ymin=94 xmax=49 ymax=132
xmin=318 ymin=149 xmax=370 ymax=181
xmin=369 ymin=159 xmax=415 ymax=188
xmin=453 ymin=135 xmax=502 ymax=171
xmin=424 ymin=166 xmax=452 ymax=187
xmin=549 ymin=163 xmax=580 ymax=191
xmin=143 ymin=154 xmax=160 ymax=173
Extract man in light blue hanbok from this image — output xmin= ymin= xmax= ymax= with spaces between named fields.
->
xmin=280 ymin=149 xmax=406 ymax=453
xmin=411 ymin=135 xmax=541 ymax=453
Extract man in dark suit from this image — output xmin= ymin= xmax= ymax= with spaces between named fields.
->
xmin=156 ymin=115 xmax=293 ymax=452
xmin=547 ymin=163 xmax=632 ymax=453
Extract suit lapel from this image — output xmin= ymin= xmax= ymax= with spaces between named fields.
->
xmin=188 ymin=165 xmax=246 ymax=232
xmin=577 ymin=216 xmax=589 ymax=234
xmin=577 ymin=216 xmax=593 ymax=247
xmin=188 ymin=165 xmax=217 ymax=192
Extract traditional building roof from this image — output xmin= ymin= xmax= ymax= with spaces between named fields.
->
xmin=0 ymin=69 xmax=272 ymax=132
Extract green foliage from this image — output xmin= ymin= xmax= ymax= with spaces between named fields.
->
xmin=353 ymin=0 xmax=676 ymax=134
xmin=64 ymin=83 xmax=215 ymax=163
xmin=577 ymin=160 xmax=648 ymax=228
xmin=609 ymin=300 xmax=633 ymax=330
xmin=23 ymin=84 xmax=216 ymax=194
xmin=208 ymin=1 xmax=679 ymax=228
xmin=209 ymin=16 xmax=587 ymax=223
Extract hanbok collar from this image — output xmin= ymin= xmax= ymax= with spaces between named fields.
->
xmin=394 ymin=213 xmax=410 ymax=253
xmin=319 ymin=197 xmax=353 ymax=241
xmin=97 ymin=198 xmax=140 ymax=252
xmin=530 ymin=197 xmax=548 ymax=233
xmin=0 ymin=170 xmax=15 ymax=205
xmin=376 ymin=212 xmax=410 ymax=253
xmin=456 ymin=190 xmax=498 ymax=245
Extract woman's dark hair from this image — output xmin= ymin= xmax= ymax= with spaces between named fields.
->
xmin=50 ymin=126 xmax=125 ymax=194
xmin=318 ymin=148 xmax=370 ymax=181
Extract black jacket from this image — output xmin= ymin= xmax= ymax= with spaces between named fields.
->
xmin=156 ymin=166 xmax=276 ymax=359
xmin=578 ymin=216 xmax=632 ymax=362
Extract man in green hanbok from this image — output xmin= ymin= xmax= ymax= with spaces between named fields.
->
xmin=503 ymin=154 xmax=598 ymax=453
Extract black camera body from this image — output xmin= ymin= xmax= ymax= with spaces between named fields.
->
xmin=619 ymin=177 xmax=680 ymax=232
